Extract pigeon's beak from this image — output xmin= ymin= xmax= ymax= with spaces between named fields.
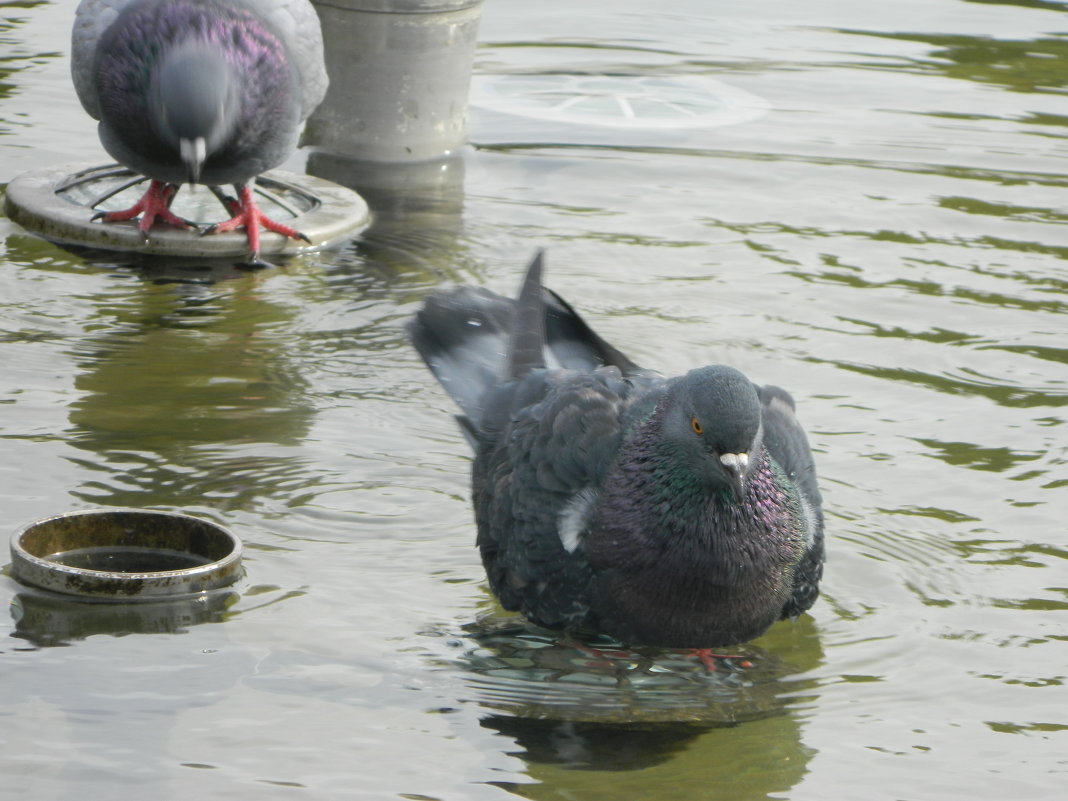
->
xmin=180 ymin=137 xmax=207 ymax=184
xmin=719 ymin=452 xmax=749 ymax=499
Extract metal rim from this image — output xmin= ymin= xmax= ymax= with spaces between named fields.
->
xmin=4 ymin=162 xmax=370 ymax=258
xmin=10 ymin=508 xmax=243 ymax=599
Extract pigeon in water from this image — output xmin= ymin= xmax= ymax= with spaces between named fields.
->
xmin=408 ymin=252 xmax=825 ymax=652
xmin=71 ymin=0 xmax=329 ymax=265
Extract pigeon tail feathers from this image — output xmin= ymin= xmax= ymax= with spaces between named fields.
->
xmin=506 ymin=250 xmax=548 ymax=379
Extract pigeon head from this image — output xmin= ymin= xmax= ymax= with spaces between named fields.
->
xmin=660 ymin=365 xmax=763 ymax=499
xmin=149 ymin=41 xmax=239 ymax=184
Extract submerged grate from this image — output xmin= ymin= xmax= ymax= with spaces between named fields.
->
xmin=471 ymin=74 xmax=770 ymax=130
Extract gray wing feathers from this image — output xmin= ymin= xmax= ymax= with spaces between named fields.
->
xmin=72 ymin=0 xmax=131 ymax=119
xmin=248 ymin=0 xmax=329 ymax=118
xmin=476 ymin=370 xmax=630 ymax=627
xmin=408 ymin=284 xmax=517 ymax=433
xmin=759 ymin=384 xmax=821 ymax=508
xmin=758 ymin=384 xmax=825 ymax=619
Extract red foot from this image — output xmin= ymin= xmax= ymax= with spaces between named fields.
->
xmin=92 ymin=181 xmax=192 ymax=238
xmin=693 ymin=648 xmax=754 ymax=672
xmin=202 ymin=183 xmax=309 ymax=263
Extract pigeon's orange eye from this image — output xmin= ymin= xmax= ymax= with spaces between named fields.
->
xmin=691 ymin=417 xmax=703 ymax=436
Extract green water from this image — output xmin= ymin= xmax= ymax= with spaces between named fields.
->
xmin=0 ymin=0 xmax=1065 ymax=799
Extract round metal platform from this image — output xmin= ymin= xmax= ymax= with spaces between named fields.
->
xmin=4 ymin=161 xmax=370 ymax=259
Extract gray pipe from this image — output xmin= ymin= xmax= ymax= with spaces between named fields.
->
xmin=305 ymin=0 xmax=485 ymax=162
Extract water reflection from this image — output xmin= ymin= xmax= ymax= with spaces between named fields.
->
xmin=483 ymin=715 xmax=710 ymax=770
xmin=963 ymin=0 xmax=1068 ymax=12
xmin=64 ymin=273 xmax=316 ymax=510
xmin=429 ymin=615 xmax=823 ymax=793
xmin=307 ymin=148 xmax=475 ymax=285
xmin=56 ymin=247 xmax=273 ymax=285
xmin=0 ymin=2 xmax=61 ymax=110
xmin=488 ymin=713 xmax=812 ymax=800
xmin=3 ymin=614 xmax=252 ymax=793
xmin=850 ymin=28 xmax=1068 ymax=93
xmin=10 ymin=585 xmax=237 ymax=648
xmin=451 ymin=622 xmax=792 ymax=723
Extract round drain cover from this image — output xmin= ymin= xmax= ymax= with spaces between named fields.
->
xmin=4 ymin=161 xmax=370 ymax=259
xmin=470 ymin=74 xmax=769 ymax=130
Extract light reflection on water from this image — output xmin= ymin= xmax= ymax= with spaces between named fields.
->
xmin=2 ymin=0 xmax=1066 ymax=799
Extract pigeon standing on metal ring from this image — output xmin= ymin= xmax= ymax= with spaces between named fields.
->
xmin=408 ymin=252 xmax=825 ymax=657
xmin=72 ymin=0 xmax=329 ymax=266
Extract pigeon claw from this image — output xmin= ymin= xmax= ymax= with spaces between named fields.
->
xmin=90 ymin=180 xmax=196 ymax=240
xmin=201 ymin=183 xmax=310 ymax=265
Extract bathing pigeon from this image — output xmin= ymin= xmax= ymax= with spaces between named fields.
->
xmin=408 ymin=252 xmax=825 ymax=650
xmin=71 ymin=0 xmax=329 ymax=265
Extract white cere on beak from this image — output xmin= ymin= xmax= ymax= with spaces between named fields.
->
xmin=180 ymin=136 xmax=207 ymax=182
xmin=719 ymin=452 xmax=749 ymax=473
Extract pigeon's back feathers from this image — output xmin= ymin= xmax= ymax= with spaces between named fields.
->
xmin=759 ymin=384 xmax=822 ymax=509
xmin=408 ymin=253 xmax=826 ymax=649
xmin=252 ymin=0 xmax=329 ymax=118
xmin=72 ymin=0 xmax=126 ymax=120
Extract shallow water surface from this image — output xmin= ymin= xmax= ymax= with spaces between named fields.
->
xmin=1 ymin=0 xmax=1066 ymax=799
